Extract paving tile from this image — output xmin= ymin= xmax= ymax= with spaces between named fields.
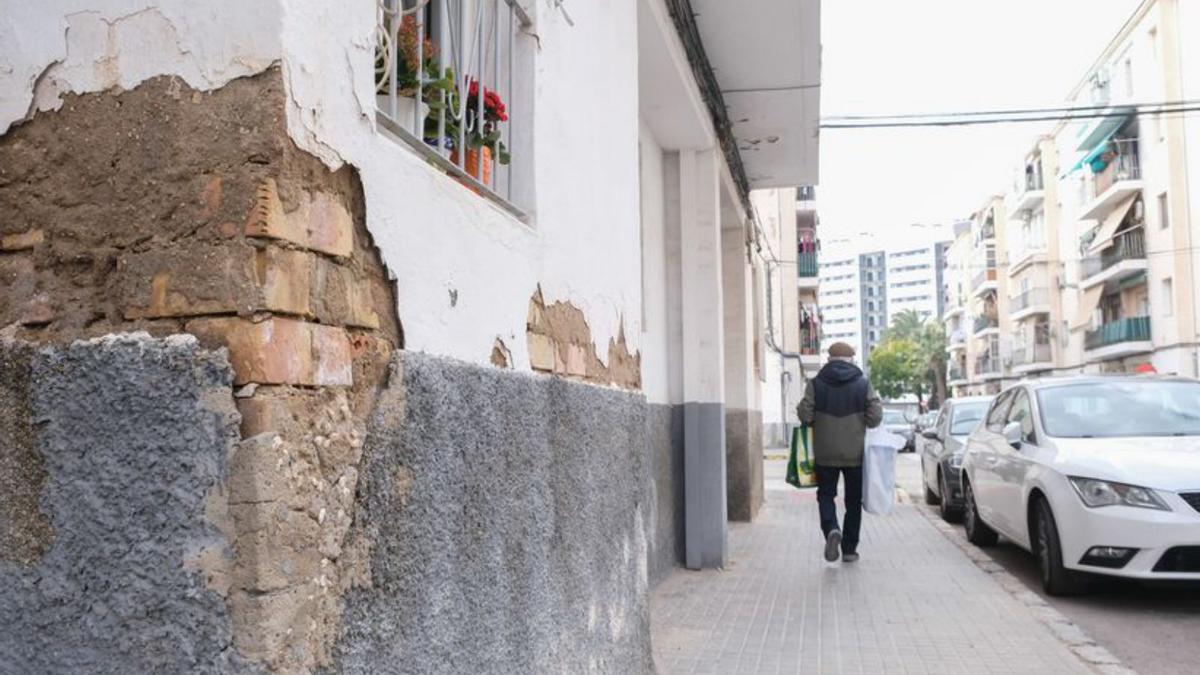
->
xmin=650 ymin=471 xmax=1094 ymax=674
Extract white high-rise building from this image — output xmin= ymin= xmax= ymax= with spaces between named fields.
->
xmin=818 ymin=237 xmax=950 ymax=368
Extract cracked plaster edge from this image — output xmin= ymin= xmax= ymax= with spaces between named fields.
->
xmin=2 ymin=4 xmax=283 ymax=135
xmin=912 ymin=502 xmax=1138 ymax=675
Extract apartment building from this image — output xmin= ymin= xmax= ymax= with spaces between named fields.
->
xmin=943 ymin=221 xmax=970 ymax=396
xmin=759 ymin=187 xmax=821 ymax=448
xmin=817 ymin=250 xmax=864 ymax=358
xmin=819 ymin=239 xmax=948 ymax=369
xmin=949 ymin=0 xmax=1200 ymax=398
xmin=0 ymin=0 xmax=821 ymax=670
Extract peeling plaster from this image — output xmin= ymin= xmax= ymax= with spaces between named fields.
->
xmin=1 ymin=1 xmax=283 ymax=134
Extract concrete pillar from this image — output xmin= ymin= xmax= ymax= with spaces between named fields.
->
xmin=721 ymin=202 xmax=763 ymax=522
xmin=676 ymin=149 xmax=728 ymax=569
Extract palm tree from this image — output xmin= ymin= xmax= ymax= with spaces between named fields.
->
xmin=882 ymin=309 xmax=948 ymax=410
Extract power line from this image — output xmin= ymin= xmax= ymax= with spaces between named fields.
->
xmin=820 ymin=102 xmax=1200 ymax=129
xmin=824 ymin=98 xmax=1200 ymax=122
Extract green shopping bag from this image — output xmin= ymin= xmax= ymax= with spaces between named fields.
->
xmin=785 ymin=423 xmax=817 ymax=488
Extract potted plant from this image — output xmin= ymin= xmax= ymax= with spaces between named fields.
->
xmin=375 ymin=14 xmax=438 ymax=126
xmin=450 ymin=78 xmax=510 ymax=184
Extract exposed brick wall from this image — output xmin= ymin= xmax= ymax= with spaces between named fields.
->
xmin=525 ymin=286 xmax=641 ymax=389
xmin=0 ymin=69 xmax=401 ymax=672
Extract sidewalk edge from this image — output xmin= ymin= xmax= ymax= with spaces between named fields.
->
xmin=913 ymin=503 xmax=1138 ymax=675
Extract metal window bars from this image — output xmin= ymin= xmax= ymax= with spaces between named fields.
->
xmin=375 ymin=0 xmax=531 ymax=217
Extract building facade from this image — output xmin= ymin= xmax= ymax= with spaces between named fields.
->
xmin=949 ymin=0 xmax=1200 ymax=398
xmin=0 ymin=1 xmax=821 ymax=671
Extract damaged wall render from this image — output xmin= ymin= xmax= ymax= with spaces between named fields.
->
xmin=0 ymin=70 xmax=402 ymax=673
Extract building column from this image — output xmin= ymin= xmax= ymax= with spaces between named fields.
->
xmin=721 ymin=201 xmax=763 ymax=522
xmin=677 ymin=148 xmax=728 ymax=569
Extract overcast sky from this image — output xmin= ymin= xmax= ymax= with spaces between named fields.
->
xmin=818 ymin=0 xmax=1143 ymax=253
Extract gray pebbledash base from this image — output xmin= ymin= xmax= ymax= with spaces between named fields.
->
xmin=0 ymin=335 xmax=251 ymax=674
xmin=645 ymin=403 xmax=685 ymax=587
xmin=328 ymin=351 xmax=659 ymax=674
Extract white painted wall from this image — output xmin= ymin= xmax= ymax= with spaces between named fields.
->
xmin=0 ymin=1 xmax=282 ymax=134
xmin=280 ymin=0 xmax=641 ymax=368
xmin=640 ymin=121 xmax=676 ymax=405
xmin=4 ymin=0 xmax=645 ymax=372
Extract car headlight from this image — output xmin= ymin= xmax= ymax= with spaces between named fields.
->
xmin=948 ymin=453 xmax=964 ymax=469
xmin=1068 ymin=477 xmax=1170 ymax=511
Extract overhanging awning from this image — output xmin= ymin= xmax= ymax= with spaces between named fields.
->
xmin=1065 ymin=126 xmax=1119 ymax=176
xmin=1087 ymin=194 xmax=1138 ymax=254
xmin=1076 ymin=108 xmax=1133 ymax=152
xmin=1073 ymin=284 xmax=1106 ymax=330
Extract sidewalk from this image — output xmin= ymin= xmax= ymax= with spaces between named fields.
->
xmin=649 ymin=460 xmax=1100 ymax=674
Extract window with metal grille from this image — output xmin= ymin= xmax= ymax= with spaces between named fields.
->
xmin=375 ymin=0 xmax=532 ymax=218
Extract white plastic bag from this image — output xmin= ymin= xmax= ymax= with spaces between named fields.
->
xmin=863 ymin=427 xmax=905 ymax=515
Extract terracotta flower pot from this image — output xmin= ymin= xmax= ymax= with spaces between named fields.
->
xmin=451 ymin=146 xmax=492 ymax=188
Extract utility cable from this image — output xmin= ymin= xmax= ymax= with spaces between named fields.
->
xmin=821 ymin=102 xmax=1200 ymax=129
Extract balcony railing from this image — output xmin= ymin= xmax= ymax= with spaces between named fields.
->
xmin=375 ymin=0 xmax=531 ymax=215
xmin=1085 ymin=138 xmax=1141 ymax=202
xmin=800 ymin=327 xmax=821 ymax=355
xmin=975 ymin=356 xmax=1002 ymax=376
xmin=1013 ymin=168 xmax=1044 ymax=196
xmin=948 ymin=330 xmax=966 ymax=347
xmin=973 ymin=316 xmax=998 ymax=334
xmin=797 ymin=250 xmax=819 ymax=278
xmin=1010 ymin=288 xmax=1049 ymax=313
xmin=1081 ymin=229 xmax=1146 ymax=279
xmin=798 ymin=185 xmax=817 ymax=201
xmin=1085 ymin=316 xmax=1151 ymax=350
xmin=972 ymin=267 xmax=997 ymax=292
xmin=1012 ymin=343 xmax=1052 ymax=366
xmin=948 ymin=364 xmax=966 ymax=382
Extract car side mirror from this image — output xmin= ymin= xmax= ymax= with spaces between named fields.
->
xmin=1002 ymin=421 xmax=1023 ymax=449
xmin=922 ymin=429 xmax=939 ymax=440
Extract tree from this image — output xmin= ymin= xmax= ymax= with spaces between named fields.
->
xmin=867 ymin=338 xmax=922 ymax=401
xmin=878 ymin=309 xmax=949 ymax=409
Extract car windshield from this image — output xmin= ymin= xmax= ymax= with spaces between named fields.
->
xmin=950 ymin=402 xmax=988 ymax=436
xmin=1037 ymin=380 xmax=1200 ymax=438
xmin=883 ymin=411 xmax=907 ymax=425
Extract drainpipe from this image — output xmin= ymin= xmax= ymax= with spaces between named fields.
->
xmin=760 ymin=252 xmax=805 ymax=442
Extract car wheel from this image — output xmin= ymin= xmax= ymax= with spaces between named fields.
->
xmin=938 ymin=470 xmax=962 ymax=523
xmin=1033 ymin=498 xmax=1086 ymax=597
xmin=963 ymin=479 xmax=998 ymax=547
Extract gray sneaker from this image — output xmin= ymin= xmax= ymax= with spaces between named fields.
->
xmin=824 ymin=530 xmax=842 ymax=562
xmin=842 ymin=552 xmax=860 ymax=563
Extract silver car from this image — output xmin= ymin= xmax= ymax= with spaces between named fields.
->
xmin=921 ymin=396 xmax=993 ymax=522
xmin=882 ymin=409 xmax=915 ymax=452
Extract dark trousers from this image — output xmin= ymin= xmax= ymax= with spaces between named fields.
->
xmin=816 ymin=465 xmax=863 ymax=554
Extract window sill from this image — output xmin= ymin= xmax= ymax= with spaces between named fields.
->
xmin=375 ymin=112 xmax=530 ymax=225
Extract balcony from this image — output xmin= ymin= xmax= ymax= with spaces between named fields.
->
xmin=800 ymin=326 xmax=822 ymax=367
xmin=948 ymin=364 xmax=968 ymax=386
xmin=975 ymin=355 xmax=1004 ymax=380
xmin=1009 ymin=170 xmax=1045 ymax=214
xmin=1080 ymin=229 xmax=1147 ymax=289
xmin=797 ymin=249 xmax=819 ymax=289
xmin=947 ymin=329 xmax=967 ymax=353
xmin=1085 ymin=316 xmax=1152 ymax=362
xmin=1010 ymin=288 xmax=1051 ymax=322
xmin=943 ymin=299 xmax=966 ymax=322
xmin=1079 ymin=139 xmax=1143 ymax=221
xmin=971 ymin=267 xmax=998 ymax=298
xmin=1007 ymin=243 xmax=1047 ymax=275
xmin=1012 ymin=343 xmax=1053 ymax=374
xmin=972 ymin=315 xmax=999 ymax=338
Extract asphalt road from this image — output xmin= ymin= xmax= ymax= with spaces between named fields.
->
xmin=896 ymin=449 xmax=1200 ymax=675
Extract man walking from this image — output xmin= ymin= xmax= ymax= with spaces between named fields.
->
xmin=797 ymin=342 xmax=883 ymax=563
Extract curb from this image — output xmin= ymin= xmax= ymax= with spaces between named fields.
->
xmin=913 ymin=502 xmax=1137 ymax=675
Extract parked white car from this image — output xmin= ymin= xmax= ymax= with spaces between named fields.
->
xmin=959 ymin=376 xmax=1200 ymax=595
